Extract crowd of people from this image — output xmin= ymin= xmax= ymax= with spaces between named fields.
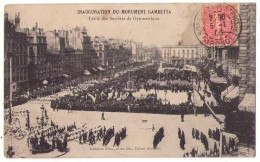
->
xmin=192 ymin=128 xmax=209 ymax=151
xmin=223 ymin=137 xmax=238 ymax=154
xmin=28 ymin=117 xmax=128 ymax=153
xmin=208 ymin=128 xmax=221 ymax=141
xmin=113 ymin=127 xmax=127 ymax=147
xmin=178 ymin=128 xmax=186 ymax=150
xmin=52 ymin=135 xmax=68 ymax=152
xmin=183 ymin=147 xmax=198 ymax=157
xmin=184 ymin=149 xmax=219 ymax=157
xmin=47 ymin=62 xmax=227 ymax=117
xmin=184 ymin=127 xmax=237 ymax=157
xmin=78 ymin=126 xmax=106 ymax=145
xmin=28 ymin=123 xmax=68 ymax=154
xmin=103 ymin=127 xmax=115 ymax=146
xmin=208 ymin=128 xmax=238 ymax=155
xmin=5 ymin=60 xmax=244 ymax=157
xmin=153 ymin=127 xmax=164 ymax=149
xmin=4 ymin=62 xmax=147 ymax=109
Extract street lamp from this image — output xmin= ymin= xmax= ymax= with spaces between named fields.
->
xmin=36 ymin=116 xmax=39 ymax=124
xmin=45 ymin=116 xmax=49 ymax=126
xmin=40 ymin=104 xmax=45 ymax=119
xmin=26 ymin=110 xmax=30 ymax=130
xmin=164 ymin=89 xmax=167 ymax=105
xmin=41 ymin=116 xmax=44 ymax=129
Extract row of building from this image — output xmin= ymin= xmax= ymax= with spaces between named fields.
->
xmin=4 ymin=13 xmax=157 ymax=92
xmin=161 ymin=4 xmax=255 ymax=113
xmin=211 ymin=3 xmax=255 ymax=110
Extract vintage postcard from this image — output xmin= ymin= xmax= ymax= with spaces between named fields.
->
xmin=3 ymin=3 xmax=256 ymax=158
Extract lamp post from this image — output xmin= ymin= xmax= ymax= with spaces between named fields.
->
xmin=41 ymin=116 xmax=44 ymax=129
xmin=36 ymin=116 xmax=39 ymax=125
xmin=26 ymin=110 xmax=30 ymax=130
xmin=40 ymin=104 xmax=44 ymax=116
xmin=46 ymin=116 xmax=49 ymax=126
xmin=40 ymin=105 xmax=46 ymax=129
xmin=164 ymin=89 xmax=167 ymax=105
xmin=219 ymin=129 xmax=223 ymax=157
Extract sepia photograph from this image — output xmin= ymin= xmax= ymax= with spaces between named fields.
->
xmin=2 ymin=2 xmax=256 ymax=158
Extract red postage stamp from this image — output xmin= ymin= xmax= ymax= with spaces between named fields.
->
xmin=202 ymin=4 xmax=240 ymax=47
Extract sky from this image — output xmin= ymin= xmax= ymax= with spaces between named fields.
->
xmin=5 ymin=4 xmax=202 ymax=47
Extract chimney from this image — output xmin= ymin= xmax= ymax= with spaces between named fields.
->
xmin=178 ymin=40 xmax=183 ymax=46
xmin=35 ymin=22 xmax=38 ymax=29
xmin=4 ymin=13 xmax=8 ymax=22
xmin=15 ymin=12 xmax=20 ymax=29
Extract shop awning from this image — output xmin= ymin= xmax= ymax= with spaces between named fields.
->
xmin=84 ymin=70 xmax=91 ymax=75
xmin=238 ymin=93 xmax=255 ymax=112
xmin=210 ymin=75 xmax=227 ymax=84
xmin=164 ymin=67 xmax=178 ymax=71
xmin=97 ymin=66 xmax=105 ymax=71
xmin=221 ymin=85 xmax=235 ymax=99
xmin=221 ymin=85 xmax=239 ymax=102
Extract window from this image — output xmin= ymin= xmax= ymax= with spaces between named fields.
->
xmin=23 ymin=44 xmax=27 ymax=54
xmin=21 ymin=69 xmax=24 ymax=80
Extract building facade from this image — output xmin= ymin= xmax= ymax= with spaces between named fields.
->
xmin=62 ymin=52 xmax=84 ymax=77
xmin=4 ymin=13 xmax=29 ymax=93
xmin=143 ymin=46 xmax=154 ymax=62
xmin=92 ymin=36 xmax=109 ymax=66
xmin=27 ymin=23 xmax=49 ymax=85
xmin=107 ymin=38 xmax=132 ymax=68
xmin=238 ymin=3 xmax=256 ymax=101
xmin=136 ymin=42 xmax=144 ymax=62
xmin=131 ymin=41 xmax=144 ymax=62
xmin=162 ymin=43 xmax=208 ymax=65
